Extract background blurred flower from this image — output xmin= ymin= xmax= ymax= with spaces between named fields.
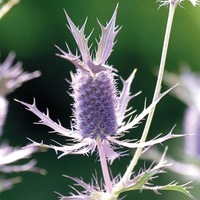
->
xmin=0 ymin=52 xmax=40 ymax=97
xmin=0 ymin=142 xmax=44 ymax=192
xmin=0 ymin=52 xmax=40 ymax=134
xmin=0 ymin=52 xmax=43 ymax=193
xmin=164 ymin=67 xmax=200 ymax=159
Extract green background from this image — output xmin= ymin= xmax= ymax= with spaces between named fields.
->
xmin=0 ymin=0 xmax=200 ymax=199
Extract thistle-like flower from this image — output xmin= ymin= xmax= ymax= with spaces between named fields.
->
xmin=17 ymin=5 xmax=181 ymax=164
xmin=0 ymin=52 xmax=41 ymax=134
xmin=0 ymin=52 xmax=42 ymax=192
xmin=0 ymin=52 xmax=41 ymax=96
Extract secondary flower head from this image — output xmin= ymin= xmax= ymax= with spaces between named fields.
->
xmin=0 ymin=53 xmax=41 ymax=135
xmin=0 ymin=52 xmax=41 ymax=96
xmin=17 ymin=5 xmax=179 ymax=163
xmin=0 ymin=53 xmax=43 ymax=192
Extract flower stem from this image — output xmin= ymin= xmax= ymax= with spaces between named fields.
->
xmin=97 ymin=140 xmax=112 ymax=193
xmin=0 ymin=0 xmax=20 ymax=19
xmin=119 ymin=3 xmax=177 ymax=187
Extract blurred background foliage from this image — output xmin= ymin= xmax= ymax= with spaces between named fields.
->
xmin=0 ymin=0 xmax=200 ymax=199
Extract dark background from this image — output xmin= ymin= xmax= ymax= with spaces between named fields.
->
xmin=0 ymin=0 xmax=200 ymax=199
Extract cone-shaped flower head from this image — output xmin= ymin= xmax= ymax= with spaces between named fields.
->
xmin=72 ymin=70 xmax=118 ymax=139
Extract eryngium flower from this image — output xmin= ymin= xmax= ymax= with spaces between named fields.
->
xmin=0 ymin=52 xmax=43 ymax=192
xmin=0 ymin=52 xmax=41 ymax=134
xmin=0 ymin=52 xmax=41 ymax=96
xmin=17 ymin=5 xmax=179 ymax=163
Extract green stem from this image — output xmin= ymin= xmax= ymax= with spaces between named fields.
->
xmin=118 ymin=3 xmax=177 ymax=188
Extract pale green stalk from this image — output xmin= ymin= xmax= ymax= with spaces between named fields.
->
xmin=97 ymin=141 xmax=113 ymax=194
xmin=117 ymin=2 xmax=177 ymax=188
xmin=0 ymin=0 xmax=19 ymax=19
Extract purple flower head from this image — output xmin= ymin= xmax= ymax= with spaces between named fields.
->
xmin=71 ymin=70 xmax=118 ymax=139
xmin=17 ymin=5 xmax=177 ymax=163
